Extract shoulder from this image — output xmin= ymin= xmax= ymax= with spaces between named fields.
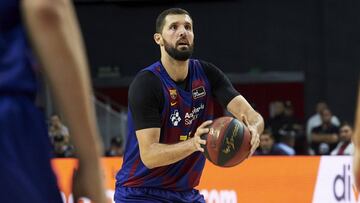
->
xmin=307 ymin=114 xmax=318 ymax=123
xmin=197 ymin=59 xmax=227 ymax=84
xmin=272 ymin=144 xmax=287 ymax=155
xmin=132 ymin=70 xmax=160 ymax=84
xmin=348 ymin=143 xmax=355 ymax=152
xmin=276 ymin=143 xmax=295 ymax=155
xmin=197 ymin=60 xmax=221 ymax=73
xmin=128 ymin=70 xmax=164 ymax=108
xmin=129 ymin=70 xmax=162 ymax=93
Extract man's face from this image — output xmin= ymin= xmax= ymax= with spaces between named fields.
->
xmin=339 ymin=125 xmax=353 ymax=142
xmin=316 ymin=102 xmax=327 ymax=113
xmin=51 ymin=115 xmax=61 ymax=127
xmin=159 ymin=14 xmax=194 ymax=61
xmin=273 ymin=101 xmax=285 ymax=116
xmin=320 ymin=109 xmax=332 ymax=124
xmin=260 ymin=134 xmax=274 ymax=151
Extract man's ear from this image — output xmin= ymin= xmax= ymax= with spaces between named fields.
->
xmin=154 ymin=33 xmax=163 ymax=46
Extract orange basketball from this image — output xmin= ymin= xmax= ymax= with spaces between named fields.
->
xmin=201 ymin=116 xmax=252 ymax=167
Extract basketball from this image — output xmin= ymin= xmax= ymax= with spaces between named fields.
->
xmin=201 ymin=116 xmax=252 ymax=167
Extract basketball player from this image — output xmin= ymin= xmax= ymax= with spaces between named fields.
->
xmin=0 ymin=0 xmax=107 ymax=202
xmin=115 ymin=8 xmax=264 ymax=202
xmin=353 ymin=82 xmax=360 ymax=189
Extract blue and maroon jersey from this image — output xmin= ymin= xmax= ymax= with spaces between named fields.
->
xmin=0 ymin=0 xmax=38 ymax=96
xmin=117 ymin=59 xmax=214 ymax=191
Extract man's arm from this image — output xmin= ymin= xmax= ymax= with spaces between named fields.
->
xmin=200 ymin=61 xmax=264 ymax=157
xmin=136 ymin=121 xmax=211 ymax=169
xmin=227 ymin=95 xmax=264 ymax=157
xmin=311 ymin=133 xmax=338 ymax=143
xmin=21 ymin=0 xmax=106 ymax=202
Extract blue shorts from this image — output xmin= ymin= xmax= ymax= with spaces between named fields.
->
xmin=114 ymin=186 xmax=205 ymax=203
xmin=0 ymin=95 xmax=62 ymax=203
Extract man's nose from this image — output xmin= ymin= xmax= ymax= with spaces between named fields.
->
xmin=178 ymin=26 xmax=187 ymax=37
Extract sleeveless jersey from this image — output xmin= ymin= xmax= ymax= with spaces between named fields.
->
xmin=117 ymin=59 xmax=214 ymax=191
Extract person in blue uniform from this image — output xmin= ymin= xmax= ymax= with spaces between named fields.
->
xmin=115 ymin=8 xmax=264 ymax=203
xmin=0 ymin=0 xmax=107 ymax=202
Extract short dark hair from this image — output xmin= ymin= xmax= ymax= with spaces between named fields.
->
xmin=320 ymin=108 xmax=332 ymax=116
xmin=261 ymin=129 xmax=274 ymax=138
xmin=340 ymin=121 xmax=353 ymax=129
xmin=156 ymin=8 xmax=191 ymax=33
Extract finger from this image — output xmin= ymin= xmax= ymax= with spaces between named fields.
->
xmin=199 ymin=120 xmax=213 ymax=128
xmin=250 ymin=129 xmax=256 ymax=146
xmin=248 ymin=149 xmax=255 ymax=158
xmin=247 ymin=149 xmax=254 ymax=158
xmin=250 ymin=133 xmax=255 ymax=146
xmin=248 ymin=145 xmax=257 ymax=158
xmin=253 ymin=134 xmax=260 ymax=148
xmin=248 ymin=136 xmax=259 ymax=158
xmin=198 ymin=139 xmax=206 ymax=145
xmin=241 ymin=114 xmax=250 ymax=127
xmin=195 ymin=128 xmax=210 ymax=137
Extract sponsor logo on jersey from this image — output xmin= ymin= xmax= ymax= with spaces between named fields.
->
xmin=185 ymin=103 xmax=205 ymax=125
xmin=179 ymin=131 xmax=192 ymax=141
xmin=170 ymin=110 xmax=181 ymax=126
xmin=192 ymin=86 xmax=206 ymax=99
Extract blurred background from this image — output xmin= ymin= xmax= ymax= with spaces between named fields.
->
xmin=43 ymin=0 xmax=359 ymax=157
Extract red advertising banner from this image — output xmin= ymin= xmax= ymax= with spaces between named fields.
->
xmin=52 ymin=156 xmax=324 ymax=203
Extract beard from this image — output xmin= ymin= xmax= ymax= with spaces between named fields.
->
xmin=163 ymin=38 xmax=194 ymax=61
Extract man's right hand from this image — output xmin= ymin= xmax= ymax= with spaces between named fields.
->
xmin=192 ymin=120 xmax=213 ymax=152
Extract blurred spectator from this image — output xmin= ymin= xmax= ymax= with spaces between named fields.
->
xmin=105 ymin=137 xmax=124 ymax=157
xmin=310 ymin=108 xmax=339 ymax=155
xmin=48 ymin=114 xmax=73 ymax=157
xmin=53 ymin=141 xmax=74 ymax=158
xmin=306 ymin=101 xmax=340 ymax=142
xmin=267 ymin=100 xmax=305 ymax=154
xmin=256 ymin=130 xmax=291 ymax=155
xmin=281 ymin=101 xmax=307 ymax=154
xmin=49 ymin=114 xmax=70 ymax=144
xmin=331 ymin=123 xmax=354 ymax=155
xmin=283 ymin=101 xmax=303 ymax=132
xmin=277 ymin=132 xmax=296 ymax=155
xmin=267 ymin=101 xmax=287 ymax=142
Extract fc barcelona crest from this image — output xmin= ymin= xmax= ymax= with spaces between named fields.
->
xmin=169 ymin=89 xmax=177 ymax=100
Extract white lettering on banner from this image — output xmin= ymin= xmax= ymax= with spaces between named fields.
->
xmin=60 ymin=193 xmax=73 ymax=203
xmin=78 ymin=197 xmax=91 ymax=203
xmin=60 ymin=190 xmax=115 ymax=203
xmin=200 ymin=189 xmax=237 ymax=203
xmin=106 ymin=190 xmax=115 ymax=202
xmin=312 ymin=156 xmax=360 ymax=203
